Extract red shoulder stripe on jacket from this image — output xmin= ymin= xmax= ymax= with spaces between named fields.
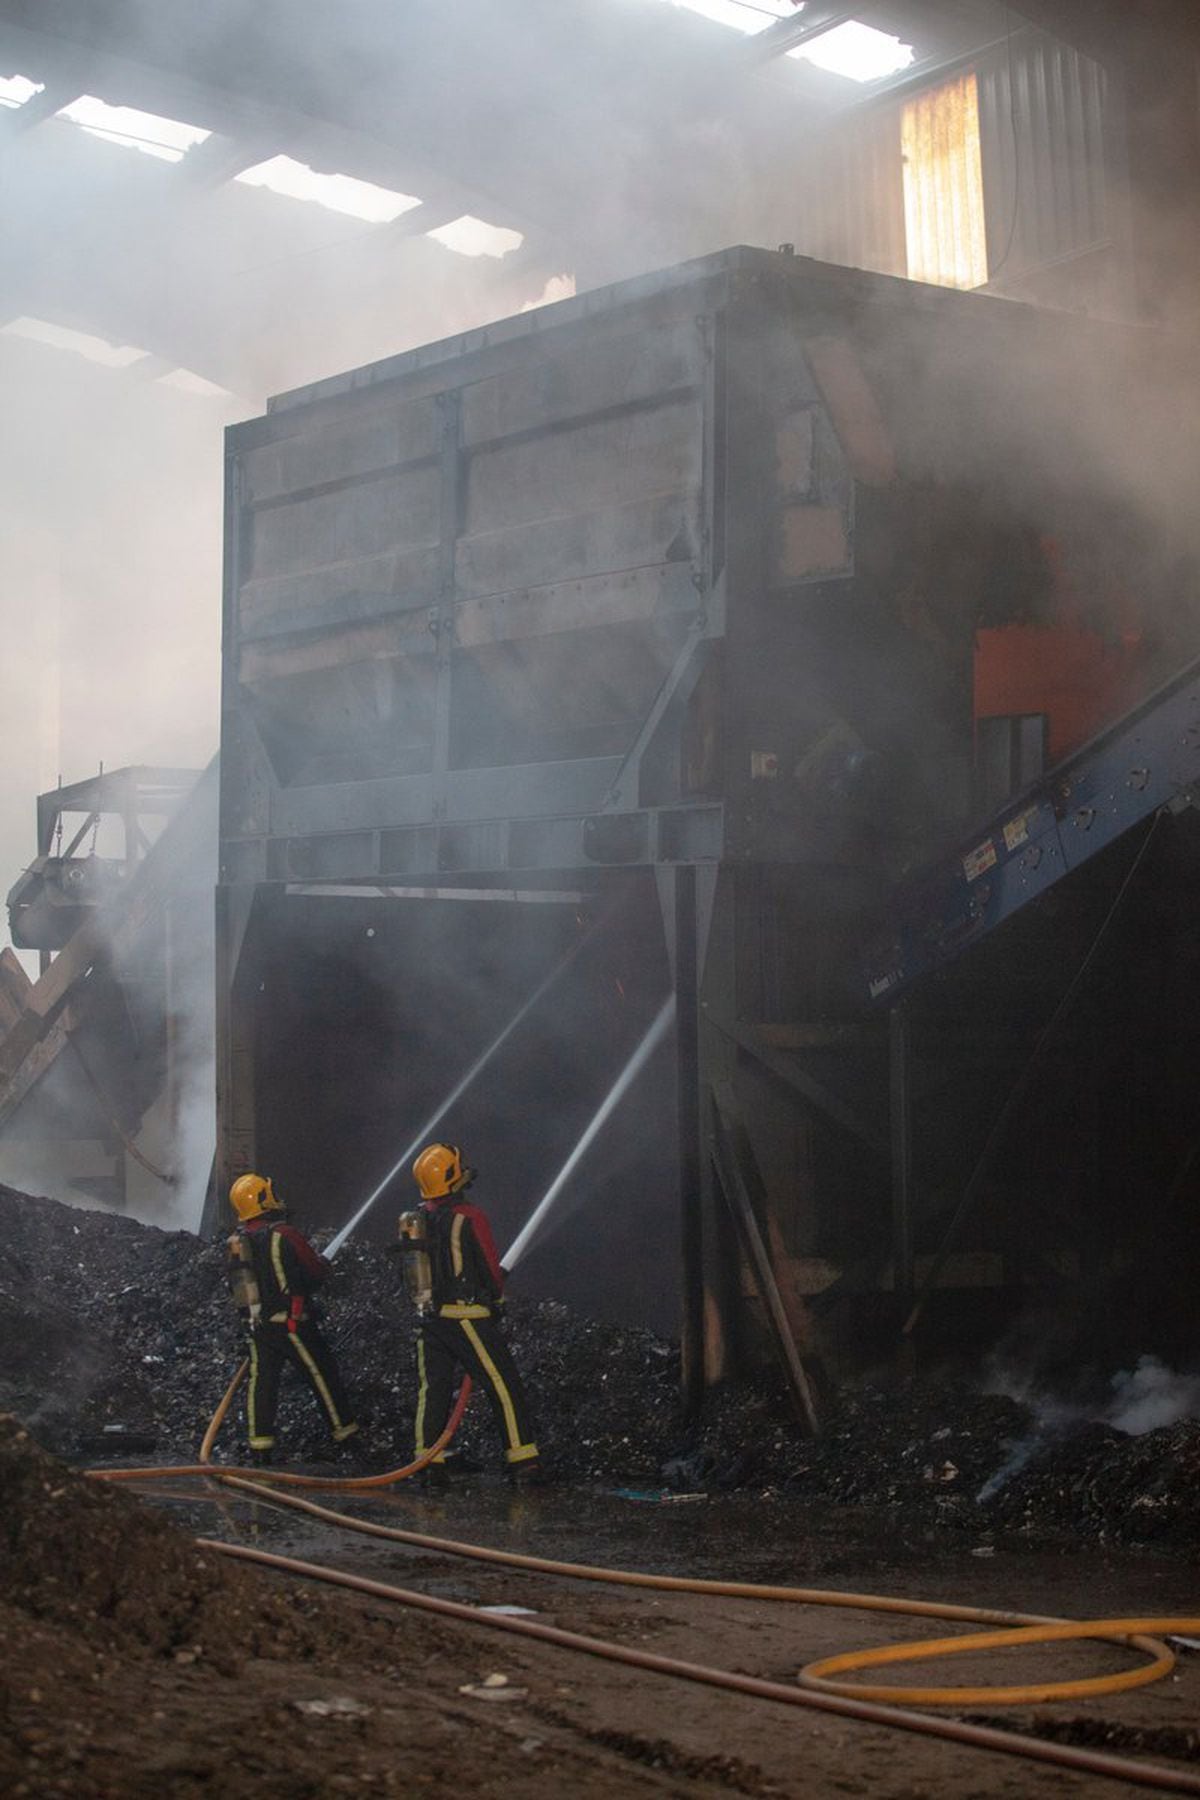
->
xmin=275 ymin=1222 xmax=327 ymax=1281
xmin=451 ymin=1202 xmax=505 ymax=1292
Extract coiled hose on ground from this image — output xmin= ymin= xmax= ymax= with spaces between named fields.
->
xmin=89 ymin=1367 xmax=1200 ymax=1793
xmin=211 ymin=1473 xmax=1199 ymax=1709
xmin=204 ymin=1529 xmax=1200 ymax=1797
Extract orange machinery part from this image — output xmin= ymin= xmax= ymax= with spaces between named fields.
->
xmin=974 ymin=622 xmax=1145 ymax=767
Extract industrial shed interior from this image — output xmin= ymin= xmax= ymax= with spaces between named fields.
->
xmin=2 ymin=4 xmax=1200 ymax=1798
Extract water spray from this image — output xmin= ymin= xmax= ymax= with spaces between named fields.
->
xmin=502 ymin=994 xmax=675 ymax=1271
xmin=325 ymin=927 xmax=594 ymax=1259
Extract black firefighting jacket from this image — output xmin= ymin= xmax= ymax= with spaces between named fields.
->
xmin=423 ymin=1199 xmax=505 ymax=1315
xmin=230 ymin=1217 xmax=330 ymax=1326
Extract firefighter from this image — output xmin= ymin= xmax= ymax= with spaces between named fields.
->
xmin=398 ymin=1142 xmax=540 ymax=1481
xmin=226 ymin=1173 xmax=358 ymax=1463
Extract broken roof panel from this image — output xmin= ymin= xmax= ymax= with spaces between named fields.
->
xmin=234 ymin=154 xmax=422 ymax=222
xmin=57 ymin=94 xmax=210 ymax=161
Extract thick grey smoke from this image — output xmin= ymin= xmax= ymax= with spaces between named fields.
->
xmin=0 ymin=6 xmax=623 ymax=1228
xmin=0 ymin=758 xmax=218 ymax=1232
xmin=978 ymin=1355 xmax=1200 ymax=1502
xmin=0 ymin=306 xmax=237 ymax=1224
xmin=988 ymin=1354 xmax=1200 ymax=1436
xmin=1107 ymin=1356 xmax=1200 ymax=1437
xmin=4 ymin=1 xmax=1199 ymax=1251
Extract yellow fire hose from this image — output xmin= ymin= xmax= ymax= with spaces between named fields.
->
xmin=203 ymin=1534 xmax=1200 ymax=1797
xmin=98 ymin=1366 xmax=1200 ymax=1786
xmin=208 ymin=1471 xmax=1197 ymax=1711
xmin=798 ymin=1618 xmax=1189 ymax=1707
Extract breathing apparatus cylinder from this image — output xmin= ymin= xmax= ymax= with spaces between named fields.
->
xmin=227 ymin=1231 xmax=262 ymax=1327
xmin=397 ymin=1209 xmax=433 ymax=1314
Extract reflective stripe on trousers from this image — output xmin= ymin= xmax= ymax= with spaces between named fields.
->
xmin=414 ymin=1311 xmax=538 ymax=1464
xmin=245 ymin=1317 xmax=356 ymax=1449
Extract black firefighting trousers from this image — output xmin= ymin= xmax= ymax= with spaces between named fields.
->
xmin=246 ymin=1317 xmax=357 ymax=1451
xmin=415 ymin=1309 xmax=539 ymax=1466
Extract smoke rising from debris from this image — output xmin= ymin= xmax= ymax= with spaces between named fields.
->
xmin=977 ymin=1355 xmax=1200 ymax=1503
xmin=1107 ymin=1356 xmax=1200 ymax=1437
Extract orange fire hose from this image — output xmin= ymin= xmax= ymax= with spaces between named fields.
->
xmin=94 ymin=1369 xmax=1200 ymax=1789
xmin=199 ymin=1359 xmax=246 ymax=1462
xmin=202 ymin=1536 xmax=1200 ymax=1797
xmin=173 ymin=1368 xmax=1194 ymax=1706
xmin=208 ymin=1473 xmax=1193 ymax=1709
xmin=206 ymin=1476 xmax=1089 ymax=1625
xmin=93 ymin=1370 xmax=472 ymax=1492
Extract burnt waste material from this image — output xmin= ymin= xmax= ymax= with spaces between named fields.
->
xmin=0 ymin=1415 xmax=554 ymax=1800
xmin=0 ymin=1412 xmax=356 ymax=1669
xmin=1 ymin=1184 xmax=1198 ymax=1546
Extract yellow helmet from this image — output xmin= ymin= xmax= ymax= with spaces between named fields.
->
xmin=229 ymin=1172 xmax=283 ymax=1222
xmin=412 ymin=1142 xmax=471 ymax=1201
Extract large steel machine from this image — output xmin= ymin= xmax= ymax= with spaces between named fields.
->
xmin=218 ymin=247 xmax=1200 ymax=1393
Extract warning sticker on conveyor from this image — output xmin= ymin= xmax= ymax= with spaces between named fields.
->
xmin=963 ymin=839 xmax=997 ymax=883
xmin=1002 ymin=806 xmax=1039 ymax=853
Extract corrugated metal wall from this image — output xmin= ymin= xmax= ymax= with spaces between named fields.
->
xmin=791 ymin=28 xmax=1112 ymax=292
xmin=792 ymin=103 xmax=906 ymax=279
xmin=977 ymin=29 xmax=1111 ymax=279
xmin=901 ymin=71 xmax=988 ymax=289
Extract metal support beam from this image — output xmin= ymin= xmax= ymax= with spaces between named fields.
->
xmin=707 ymin=1011 xmax=886 ymax=1156
xmin=889 ymin=1002 xmax=914 ymax=1321
xmin=603 ymin=603 xmax=719 ymax=813
xmin=384 ymin=195 xmax=475 ymax=243
xmin=0 ymin=920 xmax=104 ymax=1090
xmin=0 ymin=1001 xmax=77 ymax=1130
xmin=173 ymin=131 xmax=281 ymax=191
xmin=0 ymin=80 xmax=80 ymax=148
xmin=710 ymin=1082 xmax=820 ymax=1436
xmin=1 ymin=767 xmax=214 ymax=1141
xmin=0 ymin=16 xmax=555 ymax=242
xmin=214 ymin=881 xmax=263 ymax=1205
xmin=430 ymin=388 xmax=462 ymax=824
xmin=736 ymin=4 xmax=855 ymax=68
xmin=283 ymin=883 xmax=587 ymax=905
xmin=673 ymin=864 xmax=706 ymax=1420
xmin=35 ymin=767 xmax=196 ymax=856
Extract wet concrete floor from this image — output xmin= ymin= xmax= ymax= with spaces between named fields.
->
xmin=114 ymin=1471 xmax=1200 ymax=1797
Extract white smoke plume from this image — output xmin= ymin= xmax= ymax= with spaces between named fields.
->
xmin=977 ymin=1355 xmax=1200 ymax=1502
xmin=1106 ymin=1356 xmax=1200 ymax=1437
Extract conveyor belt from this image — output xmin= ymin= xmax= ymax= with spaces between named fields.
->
xmin=865 ymin=655 xmax=1200 ymax=1004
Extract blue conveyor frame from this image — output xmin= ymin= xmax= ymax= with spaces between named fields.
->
xmin=865 ymin=655 xmax=1200 ymax=1004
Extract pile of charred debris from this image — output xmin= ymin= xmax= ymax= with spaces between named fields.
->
xmin=2 ymin=1184 xmax=1198 ymax=1547
xmin=0 ymin=1413 xmax=570 ymax=1800
xmin=0 ymin=1412 xmax=335 ymax=1670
